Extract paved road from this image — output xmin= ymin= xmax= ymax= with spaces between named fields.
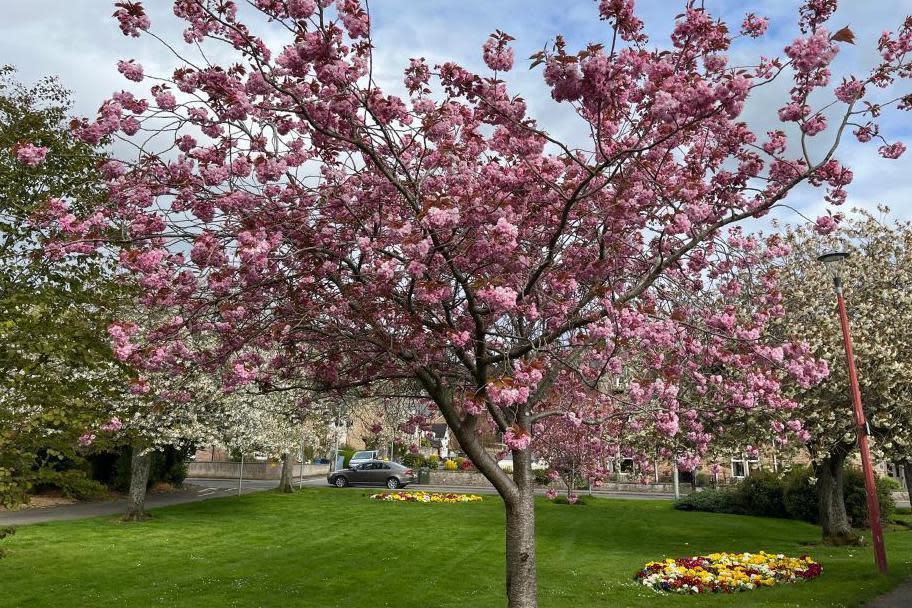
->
xmin=0 ymin=479 xmax=279 ymax=526
xmin=0 ymin=477 xmax=675 ymax=526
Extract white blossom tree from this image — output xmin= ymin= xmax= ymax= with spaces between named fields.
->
xmin=772 ymin=208 xmax=912 ymax=541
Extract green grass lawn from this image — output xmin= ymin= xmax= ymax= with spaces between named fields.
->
xmin=2 ymin=489 xmax=911 ymax=607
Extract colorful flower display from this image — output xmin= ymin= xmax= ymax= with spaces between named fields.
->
xmin=370 ymin=491 xmax=483 ymax=504
xmin=635 ymin=551 xmax=822 ymax=594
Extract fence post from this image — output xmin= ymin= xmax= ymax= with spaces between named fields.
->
xmin=237 ymin=454 xmax=244 ymax=497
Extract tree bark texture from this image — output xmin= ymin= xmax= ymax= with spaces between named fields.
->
xmin=277 ymin=452 xmax=295 ymax=493
xmin=123 ymin=447 xmax=152 ymax=522
xmin=816 ymin=446 xmax=857 ymax=544
xmin=505 ymin=476 xmax=538 ymax=608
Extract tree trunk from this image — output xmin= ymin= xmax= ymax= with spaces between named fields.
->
xmin=902 ymin=460 xmax=912 ymax=509
xmin=505 ymin=453 xmax=537 ymax=608
xmin=277 ymin=452 xmax=295 ymax=493
xmin=816 ymin=446 xmax=858 ymax=545
xmin=123 ymin=447 xmax=153 ymax=522
xmin=413 ymin=372 xmax=538 ymax=608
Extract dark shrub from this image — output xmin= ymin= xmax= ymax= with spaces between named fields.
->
xmin=694 ymin=472 xmax=715 ymax=488
xmin=33 ymin=469 xmax=106 ymax=500
xmin=150 ymin=446 xmax=191 ymax=488
xmin=533 ymin=469 xmax=551 ymax=485
xmin=844 ymin=468 xmax=896 ymax=527
xmin=676 ymin=465 xmax=897 ymax=529
xmin=552 ymin=495 xmax=589 ymax=505
xmin=401 ymin=453 xmax=424 ymax=469
xmin=735 ymin=471 xmax=787 ymax=518
xmin=673 ymin=488 xmax=740 ymax=514
xmin=88 ymin=445 xmax=191 ymax=492
xmin=783 ymin=467 xmax=819 ymax=524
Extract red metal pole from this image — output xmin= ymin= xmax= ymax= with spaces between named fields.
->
xmin=835 ymin=284 xmax=888 ymax=574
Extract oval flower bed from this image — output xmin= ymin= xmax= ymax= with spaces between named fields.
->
xmin=634 ymin=551 xmax=822 ymax=594
xmin=370 ymin=491 xmax=483 ymax=503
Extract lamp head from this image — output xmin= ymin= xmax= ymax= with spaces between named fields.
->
xmin=817 ymin=251 xmax=849 ymax=283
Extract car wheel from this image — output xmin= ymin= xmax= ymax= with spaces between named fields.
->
xmin=333 ymin=476 xmax=348 ymax=488
xmin=386 ymin=477 xmax=400 ymax=490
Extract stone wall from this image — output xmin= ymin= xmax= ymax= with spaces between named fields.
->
xmin=428 ymin=470 xmax=497 ymax=487
xmin=426 ymin=470 xmax=685 ymax=493
xmin=187 ymin=461 xmax=330 ymax=480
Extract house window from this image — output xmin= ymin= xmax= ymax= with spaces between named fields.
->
xmin=620 ymin=458 xmax=634 ymax=473
xmin=730 ymin=455 xmax=759 ymax=479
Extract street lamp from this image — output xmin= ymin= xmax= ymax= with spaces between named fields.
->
xmin=817 ymin=250 xmax=888 ymax=574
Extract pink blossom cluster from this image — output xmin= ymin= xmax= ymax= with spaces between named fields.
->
xmin=108 ymin=322 xmax=139 ymax=362
xmin=784 ymin=29 xmax=837 ymax=74
xmin=504 ymin=426 xmax=532 ymax=451
xmin=814 ymin=214 xmax=841 ymax=235
xmin=15 ymin=143 xmax=48 ymax=166
xmin=597 ymin=0 xmax=644 ymax=43
xmin=101 ymin=417 xmax=124 ymax=432
xmin=477 ymin=285 xmax=518 ymax=314
xmin=114 ymin=2 xmax=151 ymax=37
xmin=879 ymin=142 xmax=907 ymax=159
xmin=117 ymin=59 xmax=144 ymax=82
xmin=741 ymin=13 xmax=769 ymax=38
xmin=482 ymin=34 xmax=514 ymax=72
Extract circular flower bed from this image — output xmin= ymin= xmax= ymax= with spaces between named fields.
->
xmin=634 ymin=551 xmax=822 ymax=594
xmin=370 ymin=491 xmax=483 ymax=503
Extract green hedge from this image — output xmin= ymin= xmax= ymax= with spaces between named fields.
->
xmin=33 ymin=469 xmax=106 ymax=501
xmin=674 ymin=467 xmax=896 ymax=527
xmin=401 ymin=453 xmax=442 ymax=469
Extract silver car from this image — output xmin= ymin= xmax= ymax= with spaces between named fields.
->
xmin=327 ymin=459 xmax=416 ymax=489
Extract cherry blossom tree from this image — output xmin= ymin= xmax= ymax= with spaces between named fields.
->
xmin=535 ymin=416 xmax=609 ymax=499
xmin=48 ymin=1 xmax=912 ymax=604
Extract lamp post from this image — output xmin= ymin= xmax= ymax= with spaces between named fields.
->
xmin=818 ymin=251 xmax=888 ymax=574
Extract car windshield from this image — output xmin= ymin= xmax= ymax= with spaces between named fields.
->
xmin=352 ymin=452 xmax=372 ymax=459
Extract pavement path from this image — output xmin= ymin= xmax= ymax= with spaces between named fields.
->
xmin=863 ymin=579 xmax=912 ymax=607
xmin=0 ymin=476 xmax=675 ymax=526
xmin=0 ymin=479 xmax=275 ymax=526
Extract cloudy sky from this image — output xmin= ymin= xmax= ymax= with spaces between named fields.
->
xmin=2 ymin=0 xmax=911 ymax=227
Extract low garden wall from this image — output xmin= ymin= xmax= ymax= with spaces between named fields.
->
xmin=427 ymin=470 xmax=687 ymax=493
xmin=187 ymin=461 xmax=330 ymax=480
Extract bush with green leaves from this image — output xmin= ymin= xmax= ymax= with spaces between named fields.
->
xmin=401 ymin=453 xmax=426 ymax=469
xmin=736 ymin=471 xmax=787 ymax=518
xmin=673 ymin=488 xmax=740 ymax=514
xmin=533 ymin=469 xmax=551 ymax=486
xmin=33 ymin=469 xmax=106 ymax=500
xmin=783 ymin=467 xmax=819 ymax=523
xmin=844 ymin=468 xmax=897 ymax=527
xmin=674 ymin=466 xmax=896 ymax=528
